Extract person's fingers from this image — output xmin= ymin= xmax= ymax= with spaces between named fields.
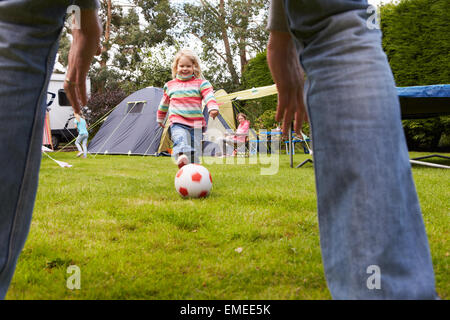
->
xmin=77 ymin=76 xmax=88 ymax=106
xmin=275 ymin=90 xmax=286 ymax=123
xmin=64 ymin=80 xmax=81 ymax=114
xmin=278 ymin=89 xmax=297 ymax=139
xmin=294 ymin=111 xmax=303 ymax=135
xmin=294 ymin=89 xmax=306 ymax=134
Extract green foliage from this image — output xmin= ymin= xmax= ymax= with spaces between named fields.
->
xmin=241 ymin=50 xmax=273 ymax=88
xmin=57 ymin=0 xmax=271 ymax=100
xmin=380 ymin=0 xmax=450 ymax=150
xmin=121 ymin=51 xmax=173 ymax=94
xmin=402 ymin=117 xmax=444 ymax=150
xmin=179 ymin=0 xmax=269 ymax=89
xmin=253 ymin=109 xmax=277 ymax=130
xmin=56 ymin=29 xmax=71 ymax=68
xmin=59 ymin=1 xmax=175 ymax=96
xmin=239 ymin=50 xmax=277 ymax=125
xmin=380 ymin=0 xmax=449 ymax=86
xmin=132 ymin=0 xmax=176 ymax=45
xmin=86 ymin=87 xmax=127 ymax=137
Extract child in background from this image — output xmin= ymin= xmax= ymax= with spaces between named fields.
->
xmin=219 ymin=113 xmax=250 ymax=156
xmin=74 ymin=113 xmax=89 ymax=158
xmin=157 ymin=49 xmax=219 ymax=168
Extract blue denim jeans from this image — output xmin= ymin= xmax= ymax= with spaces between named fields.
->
xmin=284 ymin=0 xmax=437 ymax=299
xmin=75 ymin=133 xmax=89 ymax=157
xmin=0 ymin=1 xmax=70 ymax=298
xmin=170 ymin=123 xmax=203 ymax=164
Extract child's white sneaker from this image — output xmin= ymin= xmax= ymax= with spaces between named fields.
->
xmin=76 ymin=152 xmax=83 ymax=157
xmin=177 ymin=154 xmax=189 ymax=169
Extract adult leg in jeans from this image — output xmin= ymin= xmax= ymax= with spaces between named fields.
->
xmin=0 ymin=1 xmax=69 ymax=298
xmin=283 ymin=0 xmax=437 ymax=299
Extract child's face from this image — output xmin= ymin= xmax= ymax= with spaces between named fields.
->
xmin=177 ymin=56 xmax=194 ymax=77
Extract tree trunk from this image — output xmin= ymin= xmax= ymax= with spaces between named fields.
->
xmin=219 ymin=0 xmax=240 ymax=86
xmin=96 ymin=0 xmax=111 ymax=93
xmin=239 ymin=0 xmax=251 ymax=75
xmin=100 ymin=0 xmax=111 ymax=69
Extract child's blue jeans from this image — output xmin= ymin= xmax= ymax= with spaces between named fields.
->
xmin=170 ymin=123 xmax=203 ymax=164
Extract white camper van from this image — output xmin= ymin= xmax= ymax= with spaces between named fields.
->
xmin=46 ymin=73 xmax=91 ymax=148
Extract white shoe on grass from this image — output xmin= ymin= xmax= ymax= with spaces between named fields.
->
xmin=177 ymin=154 xmax=190 ymax=169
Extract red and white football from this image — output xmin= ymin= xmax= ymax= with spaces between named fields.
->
xmin=174 ymin=164 xmax=213 ymax=198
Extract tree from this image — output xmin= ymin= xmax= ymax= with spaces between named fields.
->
xmin=380 ymin=0 xmax=449 ymax=86
xmin=56 ymin=1 xmax=175 ymax=95
xmin=239 ymin=50 xmax=276 ymax=124
xmin=178 ymin=0 xmax=269 ymax=90
xmin=92 ymin=2 xmax=160 ymax=93
xmin=86 ymin=88 xmax=128 ymax=137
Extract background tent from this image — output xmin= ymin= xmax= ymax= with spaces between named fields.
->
xmin=88 ymin=87 xmax=238 ymax=156
xmin=88 ymin=87 xmax=165 ymax=155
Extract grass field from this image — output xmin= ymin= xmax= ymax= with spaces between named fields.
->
xmin=5 ymin=151 xmax=449 ymax=300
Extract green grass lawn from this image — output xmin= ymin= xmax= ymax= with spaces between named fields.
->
xmin=5 ymin=151 xmax=450 ymax=300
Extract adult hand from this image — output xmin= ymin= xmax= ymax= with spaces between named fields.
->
xmin=267 ymin=31 xmax=308 ymax=139
xmin=158 ymin=122 xmax=165 ymax=128
xmin=209 ymin=109 xmax=219 ymax=119
xmin=64 ymin=9 xmax=102 ymax=115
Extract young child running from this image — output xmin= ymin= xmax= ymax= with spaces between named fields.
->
xmin=74 ymin=113 xmax=89 ymax=158
xmin=157 ymin=49 xmax=219 ymax=168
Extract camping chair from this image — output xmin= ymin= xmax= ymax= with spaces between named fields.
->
xmin=249 ymin=129 xmax=283 ymax=155
xmin=249 ymin=129 xmax=269 ymax=155
xmin=234 ymin=133 xmax=250 ymax=157
xmin=220 ymin=131 xmax=250 ymax=157
xmin=284 ymin=133 xmax=311 ymax=155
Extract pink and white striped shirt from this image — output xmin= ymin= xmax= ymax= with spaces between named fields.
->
xmin=157 ymin=75 xmax=219 ymax=128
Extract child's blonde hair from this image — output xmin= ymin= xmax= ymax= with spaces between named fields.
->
xmin=171 ymin=49 xmax=202 ymax=79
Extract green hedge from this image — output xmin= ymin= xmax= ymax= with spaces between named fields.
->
xmin=380 ymin=0 xmax=450 ymax=150
xmin=240 ymin=50 xmax=278 ymax=129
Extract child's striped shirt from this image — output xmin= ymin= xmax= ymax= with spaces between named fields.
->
xmin=157 ymin=75 xmax=219 ymax=128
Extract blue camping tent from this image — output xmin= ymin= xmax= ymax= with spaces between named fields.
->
xmin=88 ymin=86 xmax=236 ymax=156
xmin=88 ymin=87 xmax=165 ymax=155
